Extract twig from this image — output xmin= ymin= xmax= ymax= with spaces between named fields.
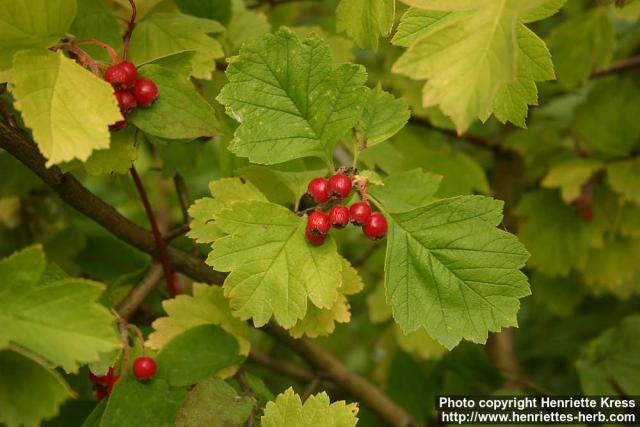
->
xmin=248 ymin=351 xmax=317 ymax=383
xmin=591 ymin=54 xmax=640 ymax=78
xmin=302 ymin=377 xmax=321 ymax=402
xmin=235 ymin=370 xmax=257 ymax=427
xmin=122 ymin=0 xmax=137 ymax=59
xmin=173 ymin=174 xmax=191 ymax=224
xmin=130 ymin=166 xmax=178 ymax=297
xmin=163 ymin=224 xmax=190 ymax=242
xmin=74 ymin=39 xmax=120 ymax=63
xmin=408 ymin=116 xmax=501 ymax=152
xmin=116 ymin=263 xmax=164 ymax=320
xmin=0 ymin=122 xmax=416 ymax=427
xmin=50 ymin=44 xmax=100 ymax=75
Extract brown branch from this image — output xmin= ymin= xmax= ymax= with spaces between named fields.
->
xmin=408 ymin=115 xmax=503 ymax=153
xmin=116 ymin=263 xmax=164 ymax=320
xmin=163 ymin=224 xmax=190 ymax=242
xmin=0 ymin=121 xmax=415 ymax=427
xmin=591 ymin=54 xmax=640 ymax=78
xmin=248 ymin=351 xmax=318 ymax=383
xmin=262 ymin=321 xmax=416 ymax=427
xmin=235 ymin=370 xmax=257 ymax=427
xmin=302 ymin=377 xmax=321 ymax=402
xmin=173 ymin=174 xmax=191 ymax=224
xmin=130 ymin=166 xmax=178 ymax=297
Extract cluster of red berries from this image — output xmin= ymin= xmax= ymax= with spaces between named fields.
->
xmin=105 ymin=60 xmax=159 ymax=131
xmin=305 ymin=172 xmax=388 ymax=245
xmin=88 ymin=356 xmax=157 ymax=400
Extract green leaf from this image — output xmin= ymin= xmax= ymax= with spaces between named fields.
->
xmin=220 ymin=0 xmax=271 ymax=54
xmin=129 ymin=65 xmax=219 ymax=139
xmin=128 ymin=13 xmax=224 ymax=79
xmin=607 ymin=158 xmax=640 ymax=204
xmin=100 ymin=375 xmax=187 ymax=427
xmin=0 ymin=350 xmax=73 ymax=427
xmin=516 ymin=191 xmax=594 ymax=276
xmin=573 ymin=78 xmax=640 ymax=158
xmin=188 ymin=177 xmax=268 ymax=244
xmin=217 ymin=28 xmax=368 ymax=165
xmin=394 ymin=325 xmax=448 ymax=361
xmin=577 ymin=315 xmax=640 ymax=395
xmin=392 ymin=1 xmax=559 ymax=133
xmin=531 ymin=272 xmax=585 ymax=316
xmin=10 ymin=50 xmax=123 ymax=166
xmin=175 ymin=0 xmax=232 ymax=25
xmin=83 ymin=125 xmax=138 ymax=175
xmin=70 ymin=0 xmax=123 ymax=62
xmin=541 ymin=159 xmax=604 ymax=203
xmin=156 ymin=324 xmax=243 ymax=387
xmin=237 ymin=163 xmax=328 ymax=206
xmin=174 ymin=377 xmax=253 ymax=427
xmin=581 ymin=237 xmax=640 ymax=298
xmin=356 ymin=86 xmax=410 ymax=147
xmin=548 ymin=8 xmax=614 ymax=89
xmin=261 ymin=388 xmax=359 ymax=427
xmin=0 ymin=0 xmax=77 ymax=81
xmin=368 ymin=169 xmax=441 ymax=213
xmin=336 ymin=0 xmax=395 ymax=51
xmin=384 ymin=196 xmax=530 ymax=349
xmin=0 ymin=246 xmax=120 ymax=371
xmin=392 ymin=8 xmax=457 ymax=48
xmin=208 ymin=201 xmax=342 ymax=328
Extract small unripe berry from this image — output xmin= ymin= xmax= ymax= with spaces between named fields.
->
xmin=307 ymin=177 xmax=330 ymax=203
xmin=133 ymin=356 xmax=157 ymax=381
xmin=329 ymin=205 xmax=349 ymax=229
xmin=133 ymin=78 xmax=159 ymax=107
xmin=305 ymin=227 xmax=325 ymax=245
xmin=328 ymin=173 xmax=352 ymax=199
xmin=349 ymin=201 xmax=372 ymax=226
xmin=114 ymin=90 xmax=137 ymax=114
xmin=362 ymin=212 xmax=388 ymax=240
xmin=104 ymin=60 xmax=137 ymax=89
xmin=306 ymin=211 xmax=330 ymax=236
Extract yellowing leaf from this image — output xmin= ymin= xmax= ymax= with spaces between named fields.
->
xmin=208 ymin=201 xmax=342 ymax=328
xmin=607 ymin=158 xmax=640 ymax=205
xmin=10 ymin=50 xmax=122 ymax=166
xmin=542 ymin=159 xmax=604 ymax=203
xmin=262 ymin=388 xmax=358 ymax=427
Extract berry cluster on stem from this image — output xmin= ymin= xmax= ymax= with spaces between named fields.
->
xmin=304 ymin=169 xmax=388 ymax=245
xmin=105 ymin=60 xmax=158 ymax=131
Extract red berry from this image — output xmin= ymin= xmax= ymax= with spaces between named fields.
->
xmin=104 ymin=61 xmax=137 ymax=89
xmin=307 ymin=177 xmax=330 ymax=203
xmin=133 ymin=78 xmax=159 ymax=107
xmin=114 ymin=90 xmax=137 ymax=114
xmin=362 ymin=212 xmax=388 ymax=240
xmin=349 ymin=202 xmax=372 ymax=226
xmin=306 ymin=211 xmax=330 ymax=236
xmin=329 ymin=205 xmax=349 ymax=229
xmin=133 ymin=356 xmax=157 ymax=381
xmin=328 ymin=173 xmax=352 ymax=199
xmin=109 ymin=119 xmax=127 ymax=132
xmin=95 ymin=385 xmax=108 ymax=401
xmin=89 ymin=368 xmax=114 ymax=386
xmin=305 ymin=227 xmax=325 ymax=245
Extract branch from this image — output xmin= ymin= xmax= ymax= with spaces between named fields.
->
xmin=248 ymin=351 xmax=318 ymax=383
xmin=0 ymin=121 xmax=415 ymax=427
xmin=116 ymin=263 xmax=163 ymax=320
xmin=122 ymin=0 xmax=137 ymax=59
xmin=130 ymin=166 xmax=177 ymax=296
xmin=591 ymin=54 xmax=640 ymax=78
xmin=408 ymin=115 xmax=504 ymax=153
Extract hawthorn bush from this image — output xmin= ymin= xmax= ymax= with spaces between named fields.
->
xmin=0 ymin=0 xmax=639 ymax=426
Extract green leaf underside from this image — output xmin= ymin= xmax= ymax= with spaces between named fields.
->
xmin=0 ymin=246 xmax=119 ymax=372
xmin=174 ymin=377 xmax=253 ymax=427
xmin=128 ymin=13 xmax=224 ymax=79
xmin=208 ymin=201 xmax=342 ymax=328
xmin=0 ymin=350 xmax=72 ymax=427
xmin=392 ymin=0 xmax=558 ymax=133
xmin=10 ymin=50 xmax=123 ymax=166
xmin=384 ymin=196 xmax=530 ymax=349
xmin=336 ymin=0 xmax=395 ymax=51
xmin=100 ymin=376 xmax=187 ymax=427
xmin=0 ymin=0 xmax=76 ymax=80
xmin=261 ymin=388 xmax=359 ymax=427
xmin=156 ymin=324 xmax=243 ymax=387
xmin=218 ymin=28 xmax=368 ymax=165
xmin=130 ymin=65 xmax=219 ymax=139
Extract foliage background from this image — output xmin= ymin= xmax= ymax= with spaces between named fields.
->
xmin=0 ymin=0 xmax=639 ymax=426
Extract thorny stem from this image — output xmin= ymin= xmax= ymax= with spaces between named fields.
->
xmin=122 ymin=0 xmax=137 ymax=59
xmin=75 ymin=39 xmax=120 ymax=63
xmin=130 ymin=166 xmax=178 ymax=297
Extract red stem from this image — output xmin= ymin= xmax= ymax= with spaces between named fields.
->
xmin=129 ymin=166 xmax=178 ymax=297
xmin=122 ymin=0 xmax=137 ymax=59
xmin=75 ymin=39 xmax=120 ymax=63
xmin=51 ymin=44 xmax=101 ymax=75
